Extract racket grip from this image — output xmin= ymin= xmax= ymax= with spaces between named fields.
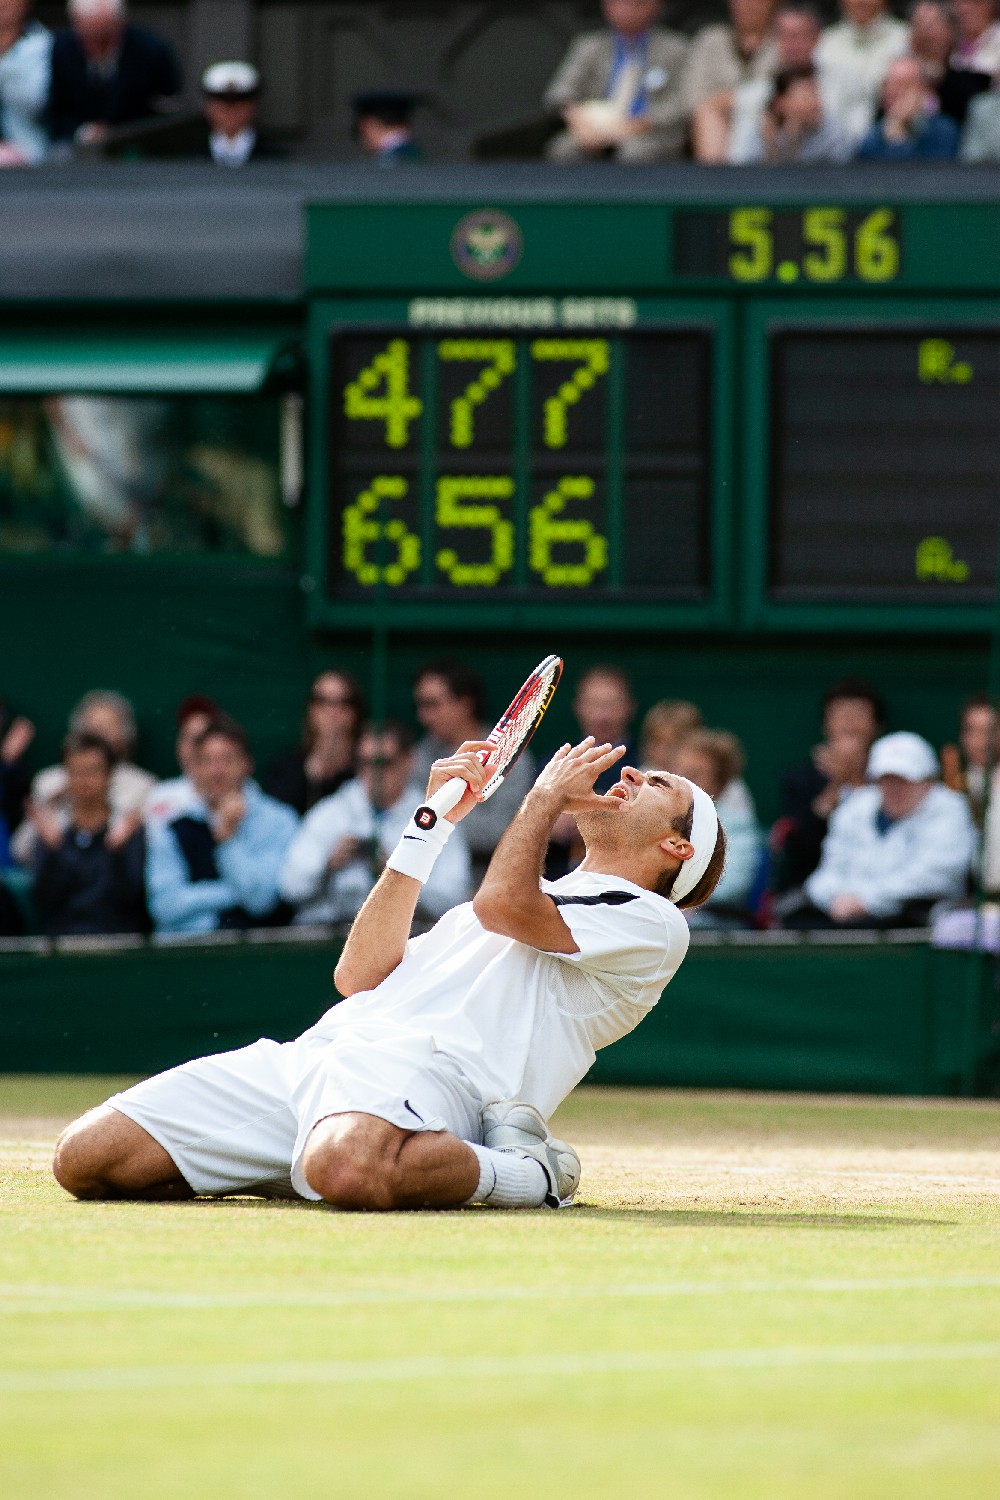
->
xmin=425 ymin=777 xmax=467 ymax=817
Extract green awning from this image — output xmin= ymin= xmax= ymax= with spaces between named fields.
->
xmin=0 ymin=331 xmax=300 ymax=393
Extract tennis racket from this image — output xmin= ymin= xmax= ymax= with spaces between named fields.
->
xmin=419 ymin=654 xmax=564 ymax=822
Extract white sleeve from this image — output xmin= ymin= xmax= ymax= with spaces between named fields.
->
xmin=804 ymin=794 xmax=861 ymax=912
xmin=279 ymin=799 xmax=345 ymax=905
xmin=547 ymin=890 xmax=683 ymax=988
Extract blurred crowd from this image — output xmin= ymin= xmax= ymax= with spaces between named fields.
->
xmin=3 ymin=0 xmax=1000 ymax=165
xmin=0 ymin=666 xmax=994 ymax=942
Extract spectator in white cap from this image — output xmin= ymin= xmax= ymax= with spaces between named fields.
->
xmin=199 ymin=60 xmax=284 ymax=165
xmin=780 ymin=731 xmax=975 ymax=929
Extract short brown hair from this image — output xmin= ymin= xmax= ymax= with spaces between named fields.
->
xmin=63 ymin=731 xmax=116 ymax=771
xmin=575 ymin=664 xmax=633 ymax=699
xmin=656 ymin=808 xmax=728 ymax=908
xmin=193 ymin=712 xmax=252 ymax=758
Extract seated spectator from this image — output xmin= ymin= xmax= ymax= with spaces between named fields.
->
xmin=0 ymin=0 xmax=51 ymax=164
xmin=960 ymin=57 xmax=1000 ymax=154
xmin=783 ymin=732 xmax=976 ymax=929
xmin=773 ymin=677 xmax=884 ymax=892
xmin=48 ymin=0 xmax=181 ymax=148
xmin=940 ymin=693 xmax=999 ymax=824
xmin=352 ymin=90 xmax=422 ymax=163
xmin=144 ymin=694 xmax=219 ymax=830
xmin=816 ymin=0 xmax=909 ymax=146
xmin=856 ymin=53 xmax=960 ymax=156
xmin=909 ymin=0 xmax=991 ymax=125
xmin=672 ymin=729 xmax=763 ymax=925
xmin=264 ymin=670 xmax=364 ymax=816
xmin=280 ymin=720 xmax=470 ymax=927
xmin=197 ymin=62 xmax=285 ymax=165
xmin=639 ymin=698 xmax=703 ymax=770
xmin=412 ymin=660 xmax=533 ymax=885
xmin=741 ymin=62 xmax=855 ymax=159
xmin=547 ymin=664 xmax=637 ymax=877
xmin=29 ymin=731 xmax=146 ymax=936
xmin=544 ymin=0 xmax=690 ymax=163
xmin=727 ymin=2 xmax=823 ymax=160
xmin=952 ymin=0 xmax=1000 ymax=73
xmin=146 ymin=713 xmax=298 ymax=935
xmin=0 ymin=700 xmax=33 ymax=866
xmin=687 ymin=0 xmax=779 ymax=162
xmin=12 ymin=689 xmax=156 ymax=865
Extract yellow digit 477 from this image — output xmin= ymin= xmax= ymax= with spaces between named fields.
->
xmin=530 ymin=340 xmax=609 ymax=448
xmin=343 ymin=339 xmax=422 ymax=448
xmin=438 ymin=340 xmax=516 ymax=448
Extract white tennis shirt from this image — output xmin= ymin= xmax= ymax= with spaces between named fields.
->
xmin=302 ymin=868 xmax=690 ymax=1119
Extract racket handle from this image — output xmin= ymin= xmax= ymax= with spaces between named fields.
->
xmin=425 ymin=777 xmax=467 ymax=817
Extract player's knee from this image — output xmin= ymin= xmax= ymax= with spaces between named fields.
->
xmin=301 ymin=1128 xmax=402 ymax=1211
xmin=53 ymin=1113 xmax=116 ymax=1198
xmin=53 ymin=1106 xmax=145 ymax=1199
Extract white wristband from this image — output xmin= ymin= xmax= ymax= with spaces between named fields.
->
xmin=386 ymin=803 xmax=455 ymax=883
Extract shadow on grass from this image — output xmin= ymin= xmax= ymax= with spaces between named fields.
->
xmin=171 ymin=1198 xmax=951 ymax=1229
xmin=567 ymin=1206 xmax=952 ymax=1229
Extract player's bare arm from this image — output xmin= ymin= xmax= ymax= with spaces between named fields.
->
xmin=334 ymin=741 xmax=491 ymax=996
xmin=473 ymin=737 xmax=625 ymax=953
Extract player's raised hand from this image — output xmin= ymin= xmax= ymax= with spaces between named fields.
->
xmin=425 ymin=740 xmax=493 ymax=824
xmin=533 ymin=736 xmax=625 ymax=813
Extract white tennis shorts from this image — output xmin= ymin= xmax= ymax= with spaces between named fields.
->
xmin=107 ymin=1026 xmax=483 ymax=1201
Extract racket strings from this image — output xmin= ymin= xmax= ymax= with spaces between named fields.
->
xmin=483 ymin=665 xmax=560 ymax=787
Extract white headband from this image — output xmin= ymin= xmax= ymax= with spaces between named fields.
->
xmin=668 ymin=776 xmax=720 ymax=904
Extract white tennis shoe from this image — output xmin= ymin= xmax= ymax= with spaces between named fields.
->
xmin=481 ymin=1101 xmax=581 ymax=1208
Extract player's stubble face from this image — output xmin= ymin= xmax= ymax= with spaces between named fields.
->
xmin=575 ymin=769 xmax=691 ymax=860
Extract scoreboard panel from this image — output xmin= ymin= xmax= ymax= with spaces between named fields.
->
xmin=309 ymin=299 xmax=735 ymax=630
xmin=771 ymin=329 xmax=999 ymax=601
xmin=304 ymin=197 xmax=1000 ymax=635
xmin=743 ymin=298 xmax=1000 ymax=632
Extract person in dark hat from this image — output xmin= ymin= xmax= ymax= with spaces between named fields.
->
xmin=199 ymin=61 xmax=285 ymax=164
xmin=352 ymin=89 xmax=423 ymax=162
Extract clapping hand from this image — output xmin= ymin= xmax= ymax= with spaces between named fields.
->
xmin=105 ymin=810 xmax=143 ymax=851
xmin=26 ymin=799 xmax=63 ymax=851
xmin=212 ymin=790 xmax=246 ymax=844
xmin=1 ymin=716 xmax=35 ymax=766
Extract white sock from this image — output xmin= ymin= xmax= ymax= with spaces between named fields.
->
xmin=465 ymin=1143 xmax=549 ymax=1208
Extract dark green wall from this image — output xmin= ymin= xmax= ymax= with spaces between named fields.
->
xmin=1 ymin=554 xmax=987 ymax=823
xmin=2 ymin=939 xmax=997 ymax=1097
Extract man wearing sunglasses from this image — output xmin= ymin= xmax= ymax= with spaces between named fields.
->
xmin=277 ymin=720 xmax=471 ymax=928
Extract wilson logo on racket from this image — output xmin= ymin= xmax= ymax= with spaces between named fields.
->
xmin=413 ymin=806 xmax=438 ymax=831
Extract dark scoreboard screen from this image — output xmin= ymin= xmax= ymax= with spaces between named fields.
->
xmin=327 ymin=329 xmax=712 ymax=603
xmin=770 ymin=328 xmax=1000 ymax=602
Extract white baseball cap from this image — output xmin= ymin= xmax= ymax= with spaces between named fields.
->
xmin=201 ymin=62 xmax=260 ymax=98
xmin=867 ymin=731 xmax=938 ymax=783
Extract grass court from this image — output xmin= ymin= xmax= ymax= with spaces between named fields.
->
xmin=1 ymin=1077 xmax=999 ymax=1499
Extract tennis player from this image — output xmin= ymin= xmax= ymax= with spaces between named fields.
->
xmin=54 ymin=738 xmax=726 ymax=1211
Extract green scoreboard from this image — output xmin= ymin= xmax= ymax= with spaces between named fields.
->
xmin=306 ymin=191 xmax=1000 ymax=634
